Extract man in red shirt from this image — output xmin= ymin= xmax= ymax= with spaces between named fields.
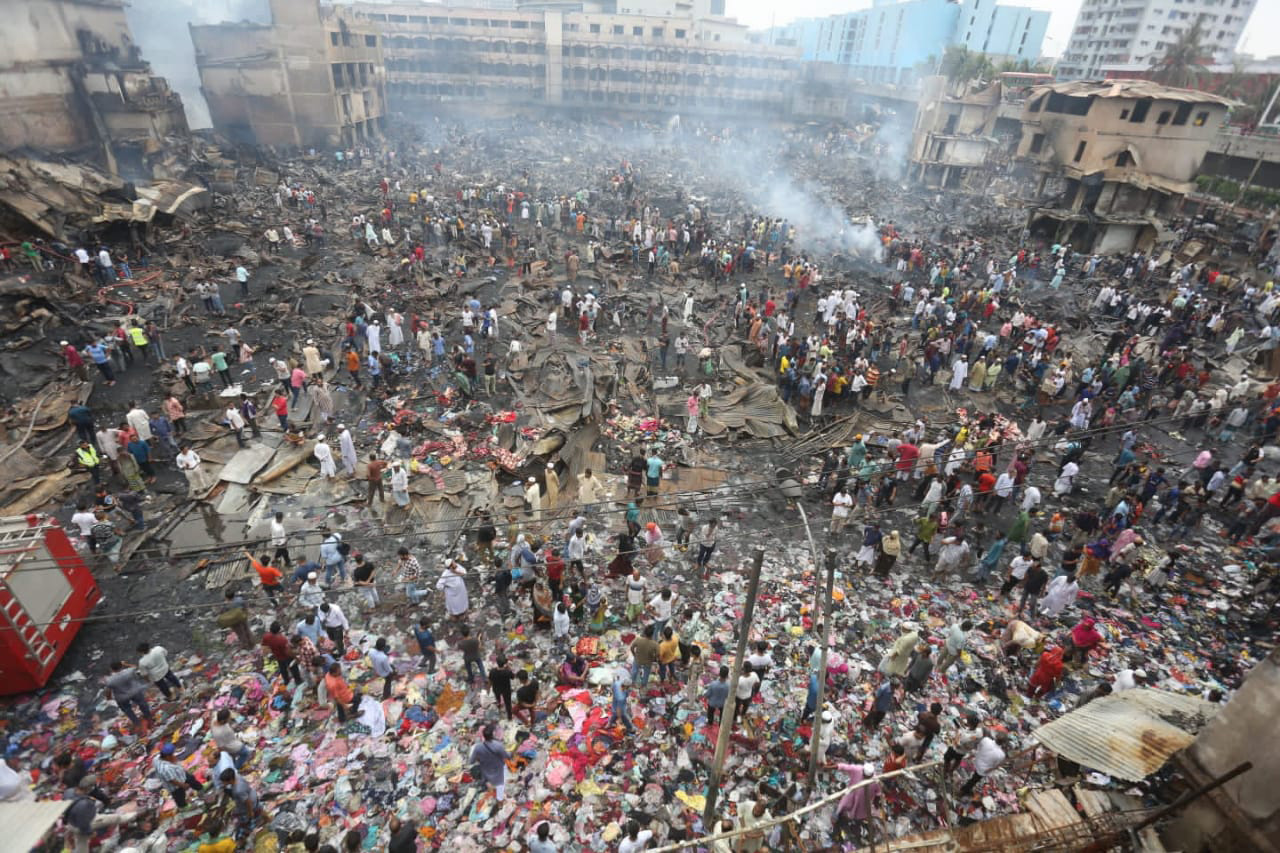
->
xmin=544 ymin=548 xmax=565 ymax=601
xmin=261 ymin=621 xmax=302 ymax=685
xmin=976 ymin=471 xmax=998 ymax=513
xmin=271 ymin=392 xmax=289 ymax=431
xmin=245 ymin=551 xmax=283 ymax=605
xmin=895 ymin=442 xmax=919 ymax=482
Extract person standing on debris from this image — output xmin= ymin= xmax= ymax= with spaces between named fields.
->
xmin=151 ymin=742 xmax=203 ymax=809
xmin=211 ymin=708 xmax=254 ymax=769
xmin=85 ymin=339 xmax=115 ymax=385
xmin=389 ymin=460 xmax=410 ymax=508
xmin=64 ymin=775 xmax=141 ymax=853
xmin=136 ymin=641 xmax=182 ymax=700
xmin=224 ymin=403 xmax=248 ymax=448
xmin=470 ymin=723 xmax=512 ymax=811
xmin=438 ymin=557 xmax=470 ymax=620
xmin=76 ymin=441 xmax=103 ymax=486
xmin=320 ymin=531 xmax=347 ymax=585
xmin=104 ymin=660 xmax=153 ymax=730
xmin=352 ymin=553 xmax=379 ymax=610
xmin=262 ymin=622 xmax=302 ymax=688
xmin=319 ymin=601 xmax=349 ymax=656
xmin=934 ymin=620 xmax=972 ymax=675
xmin=219 ymin=589 xmax=253 ymax=649
xmin=175 ymin=445 xmax=213 ymax=496
xmin=337 ymin=425 xmax=357 ymax=476
xmin=313 ymin=435 xmax=336 ymax=479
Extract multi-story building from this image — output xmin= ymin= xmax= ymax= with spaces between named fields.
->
xmin=191 ymin=0 xmax=387 ymax=148
xmin=1056 ymin=0 xmax=1258 ymax=81
xmin=0 ymin=0 xmax=187 ymax=175
xmin=767 ymin=0 xmax=1049 ymax=86
xmin=349 ymin=0 xmax=802 ymax=115
xmin=909 ymin=75 xmax=1005 ymax=188
xmin=1015 ymin=79 xmax=1234 ymax=253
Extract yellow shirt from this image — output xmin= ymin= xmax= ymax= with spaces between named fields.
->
xmin=779 ymin=355 xmax=790 ymax=375
xmin=658 ymin=634 xmax=680 ymax=664
xmin=198 ymin=839 xmax=236 ymax=853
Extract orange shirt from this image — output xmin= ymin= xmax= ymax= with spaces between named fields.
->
xmin=325 ymin=673 xmax=354 ymax=704
xmin=346 ymin=350 xmax=360 ymax=373
xmin=250 ymin=557 xmax=283 ymax=588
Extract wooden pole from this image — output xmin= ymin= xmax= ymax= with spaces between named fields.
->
xmin=702 ymin=546 xmax=765 ymax=828
xmin=804 ymin=548 xmax=838 ymax=801
xmin=662 ymin=759 xmax=944 ymax=853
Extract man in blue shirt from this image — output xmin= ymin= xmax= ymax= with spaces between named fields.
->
xmin=645 ymin=452 xmax=663 ymax=496
xmin=86 ymin=342 xmax=115 ymax=384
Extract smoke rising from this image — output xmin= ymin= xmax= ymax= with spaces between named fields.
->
xmin=124 ymin=0 xmax=272 ymax=129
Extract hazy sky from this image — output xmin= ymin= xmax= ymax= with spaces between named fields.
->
xmin=729 ymin=0 xmax=1277 ymax=59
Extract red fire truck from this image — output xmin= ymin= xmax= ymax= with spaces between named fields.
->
xmin=0 ymin=514 xmax=101 ymax=695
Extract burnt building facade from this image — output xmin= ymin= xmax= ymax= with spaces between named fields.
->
xmin=0 ymin=0 xmax=187 ymax=175
xmin=1016 ymin=79 xmax=1234 ymax=254
xmin=191 ymin=0 xmax=387 ymax=148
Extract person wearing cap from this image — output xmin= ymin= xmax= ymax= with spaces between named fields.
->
xmin=832 ymin=760 xmax=881 ymax=844
xmin=63 ymin=341 xmax=89 ymax=382
xmin=524 ymin=475 xmax=542 ymax=522
xmin=544 ymin=462 xmax=560 ymax=509
xmin=313 ymin=435 xmax=336 ymax=479
xmin=338 ymin=425 xmax=357 ymax=476
xmin=296 ymin=570 xmax=325 ymax=611
xmin=389 ymin=460 xmax=410 ymax=508
xmin=438 ymin=557 xmax=470 ymax=619
xmin=320 ymin=531 xmax=347 ymax=586
xmin=1113 ymin=666 xmax=1147 ymax=691
xmin=302 ymin=339 xmax=323 ymax=376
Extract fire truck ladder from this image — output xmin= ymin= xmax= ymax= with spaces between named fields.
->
xmin=2 ymin=594 xmax=57 ymax=668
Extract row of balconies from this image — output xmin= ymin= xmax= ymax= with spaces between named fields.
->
xmin=382 ymin=38 xmax=795 ymax=70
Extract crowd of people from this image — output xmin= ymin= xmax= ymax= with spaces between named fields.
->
xmin=3 ymin=119 xmax=1276 ymax=852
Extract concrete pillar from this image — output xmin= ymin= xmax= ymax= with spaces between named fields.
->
xmin=544 ymin=10 xmax=563 ymax=105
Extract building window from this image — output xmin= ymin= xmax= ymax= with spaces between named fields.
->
xmin=1074 ymin=141 xmax=1087 ymax=162
xmin=675 ymin=28 xmax=686 ymax=38
xmin=1129 ymin=99 xmax=1151 ymax=122
xmin=1120 ymin=108 xmax=1129 ymax=119
xmin=1193 ymin=110 xmax=1209 ymax=126
xmin=652 ymin=27 xmax=663 ymax=37
xmin=365 ymin=35 xmax=376 ymax=47
xmin=633 ymin=26 xmax=643 ymax=36
xmin=511 ymin=20 xmax=528 ymax=28
xmin=330 ymin=32 xmax=339 ymax=46
xmin=613 ymin=24 xmax=624 ymax=34
xmin=1029 ymin=133 xmax=1044 ymax=154
xmin=1116 ymin=150 xmax=1133 ymax=166
xmin=1171 ymin=102 xmax=1192 ymax=125
xmin=590 ymin=23 xmax=600 ymax=33
xmin=1156 ymin=109 xmax=1171 ymax=124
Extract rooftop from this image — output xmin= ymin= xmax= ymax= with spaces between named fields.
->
xmin=1029 ymin=79 xmax=1240 ymax=108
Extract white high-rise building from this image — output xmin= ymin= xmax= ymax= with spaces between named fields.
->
xmin=1056 ymin=0 xmax=1257 ymax=81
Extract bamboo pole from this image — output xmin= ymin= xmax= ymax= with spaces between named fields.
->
xmin=657 ymin=759 xmax=944 ymax=853
xmin=701 ymin=546 xmax=765 ymax=827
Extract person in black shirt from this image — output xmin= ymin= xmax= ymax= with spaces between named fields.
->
xmin=490 ymin=563 xmax=513 ymax=618
xmin=352 ymin=555 xmax=378 ymax=609
xmin=475 ymin=511 xmax=497 ymax=563
xmin=1020 ymin=560 xmax=1050 ymax=616
xmin=488 ymin=656 xmax=514 ymax=719
xmin=515 ymin=670 xmax=540 ymax=724
xmin=387 ymin=816 xmax=418 ymax=853
xmin=626 ymin=453 xmax=645 ymax=497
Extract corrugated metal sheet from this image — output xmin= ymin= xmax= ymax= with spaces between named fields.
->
xmin=0 ymin=799 xmax=70 ymax=851
xmin=1033 ymin=688 xmax=1220 ymax=781
xmin=1029 ymin=79 xmax=1238 ymax=107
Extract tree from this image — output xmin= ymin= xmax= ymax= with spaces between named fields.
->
xmin=939 ymin=46 xmax=995 ymax=85
xmin=1149 ymin=17 xmax=1209 ymax=89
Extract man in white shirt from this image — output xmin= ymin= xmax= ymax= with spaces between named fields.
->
xmin=319 ymin=602 xmax=349 ymax=654
xmin=831 ymin=487 xmax=853 ymax=534
xmin=732 ymin=662 xmax=760 ymax=726
xmin=224 ymin=405 xmax=247 ymax=447
xmin=175 ymin=445 xmax=214 ymax=495
xmin=646 ymin=588 xmax=674 ymax=636
xmin=297 ymin=573 xmax=325 ymax=612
